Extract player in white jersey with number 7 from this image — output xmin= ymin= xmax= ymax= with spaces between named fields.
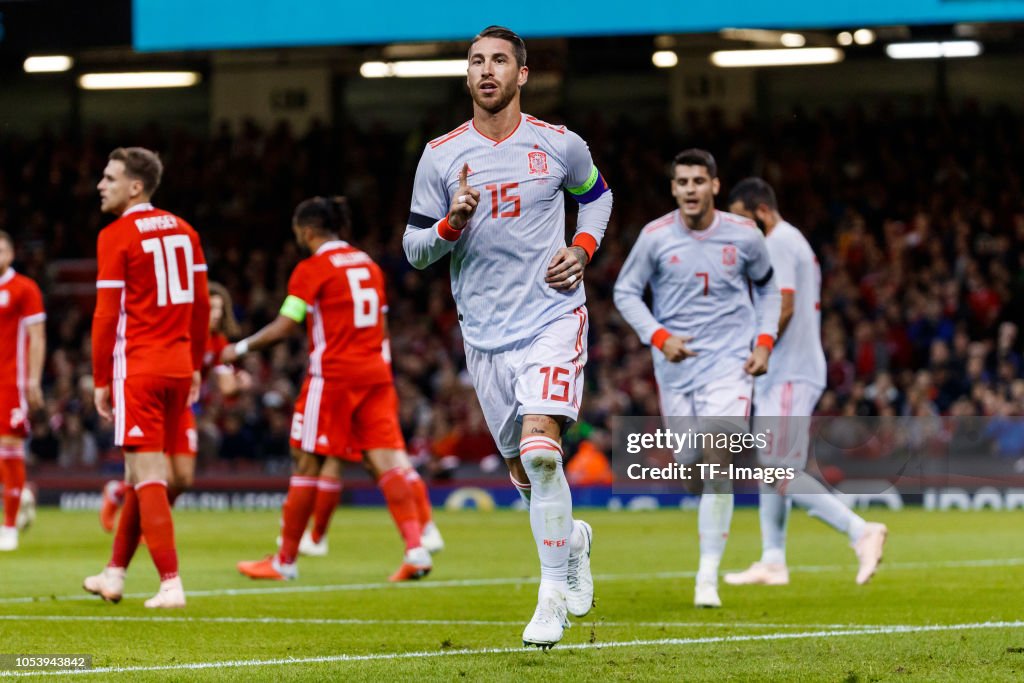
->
xmin=404 ymin=26 xmax=612 ymax=648
xmin=724 ymin=178 xmax=888 ymax=588
xmin=614 ymin=150 xmax=781 ymax=609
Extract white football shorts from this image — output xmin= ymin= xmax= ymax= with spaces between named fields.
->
xmin=465 ymin=306 xmax=589 ymax=459
xmin=753 ymin=380 xmax=823 ymax=469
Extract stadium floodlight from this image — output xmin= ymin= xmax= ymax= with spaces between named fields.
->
xmin=780 ymin=33 xmax=806 ymax=48
xmin=24 ymin=55 xmax=74 ymax=73
xmin=78 ymin=72 xmax=201 ymax=89
xmin=885 ymin=40 xmax=982 ymax=59
xmin=853 ymin=29 xmax=876 ymax=45
xmin=837 ymin=31 xmax=854 ymax=46
xmin=710 ymin=47 xmax=844 ymax=68
xmin=359 ymin=60 xmax=468 ymax=78
xmin=651 ymin=51 xmax=679 ymax=68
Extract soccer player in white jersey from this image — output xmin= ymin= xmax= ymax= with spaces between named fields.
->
xmin=724 ymin=178 xmax=887 ymax=587
xmin=613 ymin=149 xmax=781 ymax=608
xmin=403 ymin=26 xmax=612 ymax=648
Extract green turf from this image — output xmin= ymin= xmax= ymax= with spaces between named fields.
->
xmin=1 ymin=507 xmax=1022 ymax=681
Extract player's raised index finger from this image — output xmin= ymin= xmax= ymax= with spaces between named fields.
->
xmin=459 ymin=163 xmax=469 ymax=188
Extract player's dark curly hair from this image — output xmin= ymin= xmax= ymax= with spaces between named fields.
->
xmin=293 ymin=196 xmax=351 ymax=236
xmin=471 ymin=26 xmax=527 ymax=68
xmin=673 ymin=149 xmax=718 ymax=179
xmin=728 ymin=177 xmax=778 ymax=212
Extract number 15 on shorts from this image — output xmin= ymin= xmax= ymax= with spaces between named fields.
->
xmin=539 ymin=366 xmax=571 ymax=402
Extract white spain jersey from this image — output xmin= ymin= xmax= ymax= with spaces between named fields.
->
xmin=614 ymin=210 xmax=780 ymax=395
xmin=757 ymin=220 xmax=826 ymax=392
xmin=404 ymin=113 xmax=611 ymax=351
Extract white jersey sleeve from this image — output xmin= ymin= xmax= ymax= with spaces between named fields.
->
xmin=613 ymin=228 xmax=662 ymax=345
xmin=745 ymin=229 xmax=781 ymax=343
xmin=403 ymin=146 xmax=457 ymax=269
xmin=757 ymin=221 xmax=826 ymax=390
xmin=564 ymin=130 xmax=612 ymax=257
xmin=767 ymin=235 xmax=797 ymax=292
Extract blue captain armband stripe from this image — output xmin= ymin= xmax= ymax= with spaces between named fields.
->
xmin=567 ymin=166 xmax=609 ymax=204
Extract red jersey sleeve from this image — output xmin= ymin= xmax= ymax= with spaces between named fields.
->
xmin=189 ymin=229 xmax=210 ymax=372
xmin=92 ymin=227 xmax=127 ymax=388
xmin=19 ymin=278 xmax=46 ymax=323
xmin=286 ymin=259 xmax=319 ymax=306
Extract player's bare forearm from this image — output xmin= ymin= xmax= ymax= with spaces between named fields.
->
xmin=222 ymin=314 xmax=299 ymax=363
xmin=26 ymin=322 xmax=46 ymax=410
xmin=776 ymin=291 xmax=795 ymax=339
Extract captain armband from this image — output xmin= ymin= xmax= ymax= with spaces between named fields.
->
xmin=567 ymin=165 xmax=610 ymax=204
xmin=279 ymin=295 xmax=308 ymax=324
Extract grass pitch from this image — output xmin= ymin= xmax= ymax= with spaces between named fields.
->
xmin=1 ymin=506 xmax=1022 ymax=681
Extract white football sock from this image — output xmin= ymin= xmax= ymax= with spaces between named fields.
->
xmin=758 ymin=482 xmax=791 ymax=566
xmin=520 ymin=436 xmax=573 ymax=588
xmin=787 ymin=471 xmax=866 ymax=543
xmin=697 ymin=477 xmax=733 ymax=582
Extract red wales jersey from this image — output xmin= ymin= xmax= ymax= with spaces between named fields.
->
xmin=0 ymin=269 xmax=46 ymax=391
xmin=285 ymin=240 xmax=392 ymax=385
xmin=92 ymin=203 xmax=210 ymax=387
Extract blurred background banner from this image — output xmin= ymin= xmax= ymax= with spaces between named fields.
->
xmin=131 ymin=0 xmax=1024 ymax=50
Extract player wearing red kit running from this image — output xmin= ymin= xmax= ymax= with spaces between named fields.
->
xmin=83 ymin=147 xmax=211 ymax=608
xmin=0 ymin=231 xmax=46 ymax=552
xmin=229 ymin=196 xmax=433 ymax=582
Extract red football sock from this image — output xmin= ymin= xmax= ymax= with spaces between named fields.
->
xmin=378 ymin=467 xmax=422 ymax=551
xmin=278 ymin=476 xmax=318 ymax=565
xmin=311 ymin=477 xmax=342 ymax=544
xmin=404 ymin=468 xmax=433 ymax=526
xmin=1 ymin=454 xmax=26 ymax=528
xmin=136 ymin=480 xmax=178 ymax=581
xmin=109 ymin=486 xmax=142 ymax=569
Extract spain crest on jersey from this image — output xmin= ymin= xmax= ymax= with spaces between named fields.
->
xmin=722 ymin=245 xmax=737 ymax=266
xmin=528 ymin=151 xmax=549 ymax=176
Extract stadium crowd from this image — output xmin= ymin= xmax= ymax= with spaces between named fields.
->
xmin=2 ymin=100 xmax=1023 ymax=474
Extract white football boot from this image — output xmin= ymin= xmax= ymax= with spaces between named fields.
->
xmin=566 ymin=520 xmax=594 ymax=617
xmin=420 ymin=521 xmax=445 ymax=554
xmin=83 ymin=566 xmax=126 ymax=603
xmin=694 ymin=578 xmax=722 ymax=608
xmin=854 ymin=523 xmax=888 ymax=585
xmin=523 ymin=584 xmax=570 ymax=649
xmin=16 ymin=487 xmax=36 ymax=531
xmin=144 ymin=575 xmax=186 ymax=608
xmin=724 ymin=562 xmax=790 ymax=586
xmin=0 ymin=526 xmax=18 ymax=551
xmin=298 ymin=530 xmax=328 ymax=557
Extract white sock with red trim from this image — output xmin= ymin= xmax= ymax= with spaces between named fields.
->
xmin=519 ymin=435 xmax=572 ymax=590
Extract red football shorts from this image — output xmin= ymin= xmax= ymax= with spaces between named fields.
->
xmin=170 ymin=409 xmax=198 ymax=457
xmin=112 ymin=375 xmax=192 ymax=453
xmin=290 ymin=378 xmax=405 ymax=459
xmin=0 ymin=384 xmax=28 ymax=439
